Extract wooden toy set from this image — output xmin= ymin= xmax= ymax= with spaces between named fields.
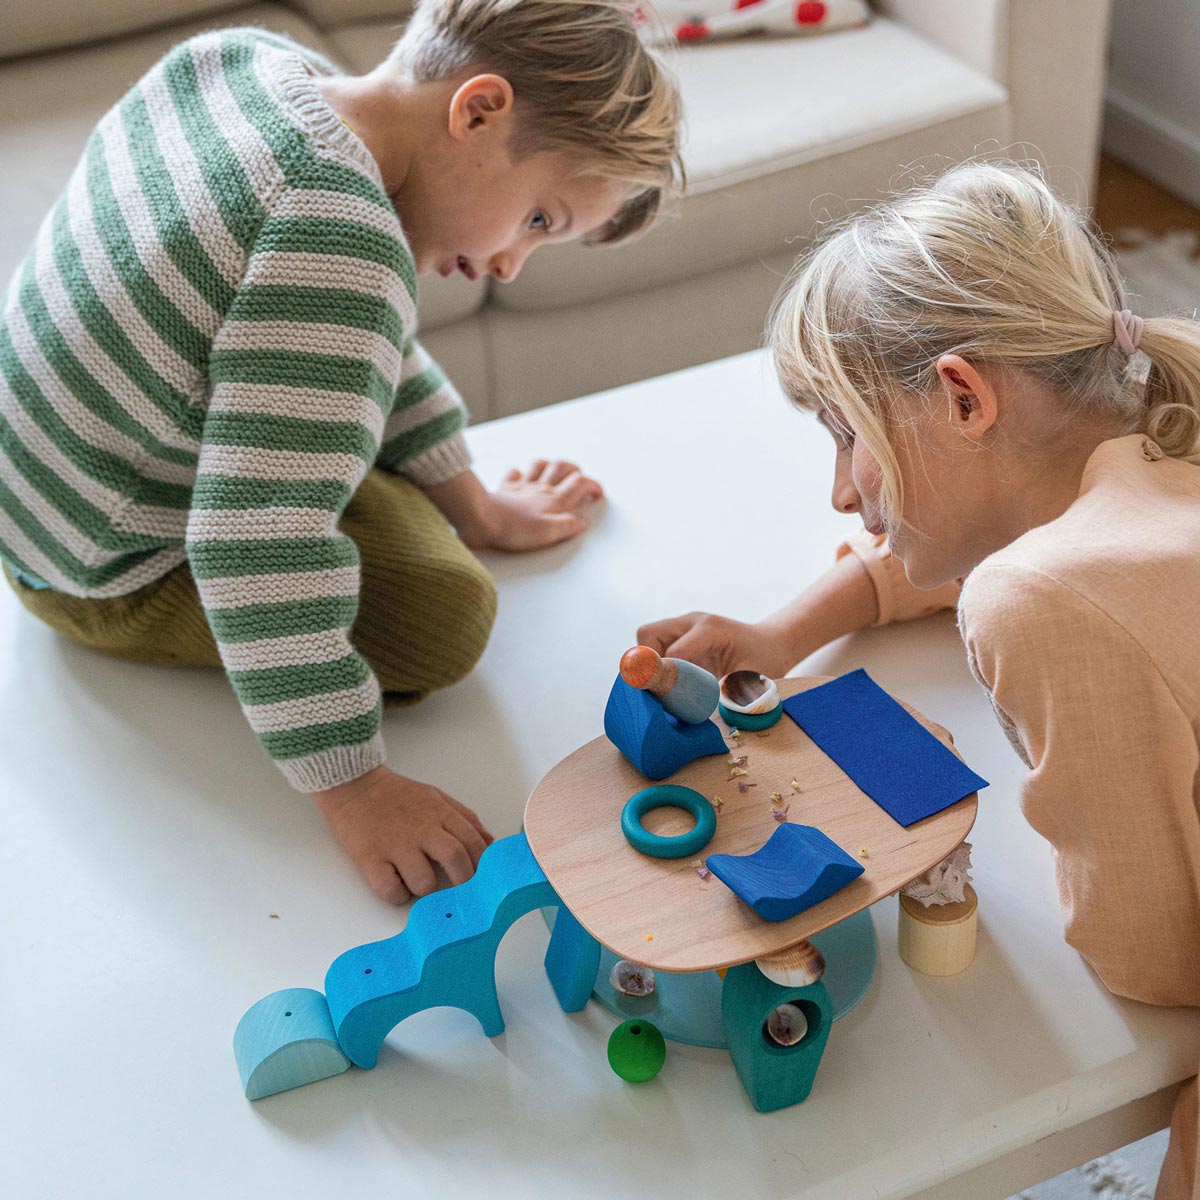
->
xmin=235 ymin=650 xmax=985 ymax=1111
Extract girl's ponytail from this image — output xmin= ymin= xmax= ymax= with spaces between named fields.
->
xmin=1140 ymin=319 xmax=1200 ymax=463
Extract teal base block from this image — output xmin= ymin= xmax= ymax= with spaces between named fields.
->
xmin=233 ymin=988 xmax=352 ymax=1100
xmin=584 ymin=906 xmax=875 ymax=1048
xmin=718 ymin=702 xmax=782 ymax=731
xmin=721 ymin=967 xmax=834 ymax=1112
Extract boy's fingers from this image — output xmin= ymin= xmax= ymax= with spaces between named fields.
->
xmin=503 ymin=467 xmax=522 ymax=483
xmin=365 ymin=858 xmax=411 ymax=906
xmin=443 ymin=811 xmax=489 ymax=868
xmin=542 ymin=460 xmax=580 ymax=486
xmin=445 ymin=795 xmax=493 ymax=843
xmin=393 ymin=849 xmax=439 ymax=900
xmin=553 ymin=471 xmax=601 ymax=509
xmin=426 ymin=830 xmax=476 ymax=887
xmin=538 ymin=511 xmax=587 ymax=545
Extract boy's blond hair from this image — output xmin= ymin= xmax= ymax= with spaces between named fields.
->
xmin=391 ymin=0 xmax=684 ymax=244
xmin=768 ymin=160 xmax=1200 ymax=525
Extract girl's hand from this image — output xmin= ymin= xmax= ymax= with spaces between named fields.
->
xmin=314 ymin=765 xmax=493 ymax=904
xmin=483 ymin=459 xmax=604 ymax=551
xmin=635 ymin=612 xmax=794 ymax=681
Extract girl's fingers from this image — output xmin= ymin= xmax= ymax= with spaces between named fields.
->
xmin=526 ymin=459 xmax=550 ymax=482
xmin=503 ymin=467 xmax=522 ymax=483
xmin=635 ymin=615 xmax=694 ymax=654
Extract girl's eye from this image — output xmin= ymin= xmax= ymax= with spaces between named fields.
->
xmin=530 ymin=210 xmax=550 ymax=232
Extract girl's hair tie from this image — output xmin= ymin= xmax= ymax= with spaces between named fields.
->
xmin=1113 ymin=309 xmax=1145 ymax=356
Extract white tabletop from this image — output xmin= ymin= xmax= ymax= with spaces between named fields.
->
xmin=4 ymin=350 xmax=1196 ymax=1200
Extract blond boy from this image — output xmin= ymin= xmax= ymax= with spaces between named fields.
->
xmin=0 ymin=0 xmax=682 ymax=901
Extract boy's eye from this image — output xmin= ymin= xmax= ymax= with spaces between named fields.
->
xmin=529 ymin=210 xmax=551 ymax=232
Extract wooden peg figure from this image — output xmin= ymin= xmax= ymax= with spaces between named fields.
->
xmin=619 ymin=645 xmax=720 ymax=725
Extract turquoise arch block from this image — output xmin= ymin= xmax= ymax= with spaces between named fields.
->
xmin=721 ymin=965 xmax=833 ymax=1113
xmin=324 ymin=832 xmax=601 ymax=1069
xmin=233 ymin=987 xmax=352 ymax=1100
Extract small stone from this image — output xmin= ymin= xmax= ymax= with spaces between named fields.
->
xmin=859 ymin=847 xmax=870 ymax=859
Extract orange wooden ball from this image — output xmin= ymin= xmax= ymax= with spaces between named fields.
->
xmin=620 ymin=645 xmax=662 ymax=689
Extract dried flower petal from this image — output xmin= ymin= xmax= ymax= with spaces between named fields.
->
xmin=772 ymin=806 xmax=790 ymax=822
xmin=766 ymin=1003 xmax=808 ymax=1046
xmin=790 ymin=779 xmax=802 ymax=793
xmin=770 ymin=791 xmax=783 ymax=802
xmin=610 ymin=960 xmax=656 ymax=997
xmin=711 ymin=794 xmax=725 ymax=811
xmin=729 ymin=766 xmax=748 ymax=778
xmin=729 ymin=755 xmax=748 ymax=768
xmin=737 ymin=781 xmax=757 ymax=794
xmin=695 ymin=866 xmax=710 ymax=880
xmin=728 ymin=727 xmax=741 ymax=740
xmin=754 ymin=730 xmax=772 ymax=739
xmin=859 ymin=847 xmax=870 ymax=859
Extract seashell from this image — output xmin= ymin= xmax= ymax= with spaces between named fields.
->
xmin=765 ymin=1003 xmax=809 ymax=1047
xmin=755 ymin=939 xmax=826 ymax=987
xmin=610 ymin=960 xmax=656 ymax=997
xmin=719 ymin=671 xmax=781 ymax=715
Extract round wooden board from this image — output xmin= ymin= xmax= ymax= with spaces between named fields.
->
xmin=524 ymin=676 xmax=977 ymax=972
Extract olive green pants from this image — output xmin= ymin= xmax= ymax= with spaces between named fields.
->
xmin=4 ymin=469 xmax=498 ymax=704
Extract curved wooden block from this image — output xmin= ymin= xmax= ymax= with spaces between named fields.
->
xmin=603 ymin=676 xmax=727 ymax=780
xmin=706 ymin=823 xmax=865 ymax=922
xmin=233 ymin=988 xmax=352 ymax=1100
xmin=324 ymin=833 xmax=597 ymax=1069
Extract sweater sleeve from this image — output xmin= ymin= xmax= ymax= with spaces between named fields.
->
xmin=960 ymin=563 xmax=1200 ymax=1008
xmin=374 ymin=336 xmax=471 ymax=486
xmin=188 ymin=181 xmax=413 ymax=792
xmin=836 ymin=527 xmax=961 ymax=625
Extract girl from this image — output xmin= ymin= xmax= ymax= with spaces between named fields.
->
xmin=639 ymin=161 xmax=1200 ymax=1198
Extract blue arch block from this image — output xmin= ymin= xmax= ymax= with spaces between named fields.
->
xmin=233 ymin=987 xmax=352 ymax=1100
xmin=324 ymin=833 xmax=601 ymax=1069
xmin=603 ymin=676 xmax=727 ymax=780
xmin=706 ymin=823 xmax=864 ymax=922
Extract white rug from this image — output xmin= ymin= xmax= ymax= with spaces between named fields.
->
xmin=1000 ymin=231 xmax=1196 ymax=1198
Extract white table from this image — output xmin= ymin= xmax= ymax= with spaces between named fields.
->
xmin=3 ymin=351 xmax=1196 ymax=1200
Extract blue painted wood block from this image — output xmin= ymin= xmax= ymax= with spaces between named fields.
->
xmin=721 ymin=964 xmax=833 ymax=1112
xmin=543 ymin=906 xmax=602 ymax=1012
xmin=324 ymin=833 xmax=600 ymax=1069
xmin=603 ymin=676 xmax=727 ymax=780
xmin=706 ymin=823 xmax=865 ymax=922
xmin=233 ymin=987 xmax=352 ymax=1100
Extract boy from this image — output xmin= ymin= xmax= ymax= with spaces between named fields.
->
xmin=0 ymin=0 xmax=683 ymax=903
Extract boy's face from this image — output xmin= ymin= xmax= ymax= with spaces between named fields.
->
xmin=394 ymin=75 xmax=632 ymax=282
xmin=401 ymin=148 xmax=630 ymax=283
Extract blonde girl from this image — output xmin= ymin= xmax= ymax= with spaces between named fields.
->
xmin=639 ymin=161 xmax=1200 ymax=1198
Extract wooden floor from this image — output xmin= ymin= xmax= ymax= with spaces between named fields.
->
xmin=1095 ymin=154 xmax=1200 ymax=247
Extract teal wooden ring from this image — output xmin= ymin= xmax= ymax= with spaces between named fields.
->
xmin=718 ymin=702 xmax=783 ymax=731
xmin=621 ymin=785 xmax=717 ymax=859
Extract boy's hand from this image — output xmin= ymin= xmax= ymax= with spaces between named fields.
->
xmin=485 ymin=459 xmax=604 ymax=551
xmin=424 ymin=463 xmax=603 ymax=553
xmin=636 ymin=613 xmax=794 ymax=681
xmin=313 ymin=765 xmax=493 ymax=904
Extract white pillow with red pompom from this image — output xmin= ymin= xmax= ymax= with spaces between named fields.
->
xmin=640 ymin=0 xmax=870 ymax=44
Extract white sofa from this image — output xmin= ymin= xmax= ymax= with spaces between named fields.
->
xmin=0 ymin=0 xmax=1113 ymax=421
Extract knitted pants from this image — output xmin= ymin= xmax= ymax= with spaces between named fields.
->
xmin=3 ymin=469 xmax=498 ymax=703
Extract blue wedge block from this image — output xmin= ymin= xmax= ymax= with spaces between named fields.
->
xmin=706 ymin=823 xmax=864 ymax=921
xmin=603 ymin=676 xmax=727 ymax=780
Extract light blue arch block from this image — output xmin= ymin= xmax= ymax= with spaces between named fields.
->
xmin=233 ymin=987 xmax=352 ymax=1100
xmin=324 ymin=833 xmax=601 ymax=1069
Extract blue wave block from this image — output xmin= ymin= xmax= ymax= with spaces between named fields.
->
xmin=706 ymin=823 xmax=864 ymax=922
xmin=782 ymin=668 xmax=988 ymax=826
xmin=603 ymin=676 xmax=727 ymax=780
xmin=323 ymin=833 xmax=600 ymax=1069
xmin=233 ymin=988 xmax=352 ymax=1100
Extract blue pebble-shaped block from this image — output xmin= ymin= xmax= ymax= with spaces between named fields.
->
xmin=706 ymin=823 xmax=865 ymax=922
xmin=234 ymin=988 xmax=352 ymax=1100
xmin=604 ymin=676 xmax=727 ymax=780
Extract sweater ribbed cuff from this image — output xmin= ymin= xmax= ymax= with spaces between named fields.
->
xmin=400 ymin=432 xmax=473 ymax=487
xmin=277 ymin=732 xmax=387 ymax=792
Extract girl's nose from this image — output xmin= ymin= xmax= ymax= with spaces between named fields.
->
xmin=831 ymin=457 xmax=860 ymax=514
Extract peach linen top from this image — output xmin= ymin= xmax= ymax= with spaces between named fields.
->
xmin=841 ymin=433 xmax=1200 ymax=1195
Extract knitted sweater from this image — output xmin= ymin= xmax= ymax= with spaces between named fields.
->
xmin=0 ymin=28 xmax=472 ymax=791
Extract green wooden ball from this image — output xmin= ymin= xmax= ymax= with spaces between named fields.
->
xmin=607 ymin=1018 xmax=667 ymax=1082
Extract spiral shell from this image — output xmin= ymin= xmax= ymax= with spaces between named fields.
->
xmin=610 ymin=960 xmax=656 ymax=997
xmin=765 ymin=1003 xmax=809 ymax=1047
xmin=755 ymin=939 xmax=826 ymax=987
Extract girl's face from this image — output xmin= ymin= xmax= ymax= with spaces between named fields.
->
xmin=819 ymin=376 xmax=1004 ymax=589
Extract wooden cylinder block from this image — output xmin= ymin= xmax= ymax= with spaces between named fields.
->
xmin=897 ymin=884 xmax=978 ymax=976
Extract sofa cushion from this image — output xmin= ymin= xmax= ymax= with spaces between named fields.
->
xmin=490 ymin=16 xmax=1008 ymax=312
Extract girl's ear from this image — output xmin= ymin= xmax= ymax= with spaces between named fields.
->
xmin=447 ymin=74 xmax=515 ymax=139
xmin=935 ymin=354 xmax=999 ymax=441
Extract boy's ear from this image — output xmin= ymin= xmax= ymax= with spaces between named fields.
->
xmin=447 ymin=74 xmax=515 ymax=139
xmin=935 ymin=354 xmax=999 ymax=441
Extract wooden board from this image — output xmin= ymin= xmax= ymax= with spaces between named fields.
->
xmin=524 ymin=676 xmax=977 ymax=972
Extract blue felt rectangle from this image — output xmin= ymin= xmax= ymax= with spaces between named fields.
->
xmin=782 ymin=669 xmax=988 ymax=827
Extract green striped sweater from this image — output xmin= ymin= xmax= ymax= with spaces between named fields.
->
xmin=0 ymin=27 xmax=472 ymax=791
